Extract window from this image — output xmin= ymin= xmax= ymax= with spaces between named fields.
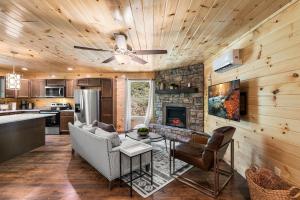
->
xmin=130 ymin=81 xmax=150 ymax=117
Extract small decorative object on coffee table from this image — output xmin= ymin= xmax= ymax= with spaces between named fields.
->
xmin=137 ymin=127 xmax=149 ymax=137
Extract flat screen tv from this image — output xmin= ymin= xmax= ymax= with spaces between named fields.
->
xmin=208 ymin=79 xmax=240 ymax=121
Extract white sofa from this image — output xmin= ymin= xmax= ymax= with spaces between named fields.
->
xmin=68 ymin=122 xmax=151 ymax=188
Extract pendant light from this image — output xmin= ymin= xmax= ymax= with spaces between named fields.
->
xmin=6 ymin=52 xmax=21 ymax=90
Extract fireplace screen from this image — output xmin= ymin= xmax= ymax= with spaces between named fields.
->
xmin=165 ymin=106 xmax=186 ymax=128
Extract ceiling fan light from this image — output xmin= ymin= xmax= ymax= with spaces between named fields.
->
xmin=115 ymin=34 xmax=127 ymax=50
xmin=115 ymin=54 xmax=128 ymax=64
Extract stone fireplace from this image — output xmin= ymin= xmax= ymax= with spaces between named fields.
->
xmin=163 ymin=103 xmax=189 ymax=129
xmin=150 ymin=64 xmax=204 ymax=139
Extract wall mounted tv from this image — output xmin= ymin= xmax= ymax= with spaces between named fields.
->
xmin=208 ymin=79 xmax=240 ymax=121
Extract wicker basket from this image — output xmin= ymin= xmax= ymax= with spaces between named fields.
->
xmin=246 ymin=167 xmax=300 ymax=200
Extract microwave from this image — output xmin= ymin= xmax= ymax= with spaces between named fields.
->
xmin=45 ymin=86 xmax=65 ymax=97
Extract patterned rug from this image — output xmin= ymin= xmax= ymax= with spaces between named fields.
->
xmin=121 ymin=141 xmax=192 ymax=198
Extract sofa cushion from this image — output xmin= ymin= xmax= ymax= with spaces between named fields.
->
xmin=82 ymin=124 xmax=97 ymax=133
xmin=74 ymin=120 xmax=85 ymax=128
xmin=95 ymin=128 xmax=120 ymax=147
xmin=97 ymin=121 xmax=116 ymax=132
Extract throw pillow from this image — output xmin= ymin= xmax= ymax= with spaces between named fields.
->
xmin=74 ymin=120 xmax=85 ymax=128
xmin=91 ymin=120 xmax=98 ymax=127
xmin=82 ymin=124 xmax=97 ymax=133
xmin=95 ymin=128 xmax=120 ymax=147
xmin=98 ymin=122 xmax=116 ymax=132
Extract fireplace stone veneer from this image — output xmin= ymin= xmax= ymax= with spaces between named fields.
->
xmin=154 ymin=64 xmax=204 ymax=132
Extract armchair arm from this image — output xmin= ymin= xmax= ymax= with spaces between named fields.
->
xmin=191 ymin=132 xmax=210 ymax=144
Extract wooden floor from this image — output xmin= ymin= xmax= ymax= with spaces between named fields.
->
xmin=0 ymin=135 xmax=250 ymax=200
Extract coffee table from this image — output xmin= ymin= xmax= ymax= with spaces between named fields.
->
xmin=126 ymin=131 xmax=168 ymax=151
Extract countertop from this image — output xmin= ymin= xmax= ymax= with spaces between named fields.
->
xmin=0 ymin=113 xmax=55 ymax=125
xmin=0 ymin=109 xmax=40 ymax=114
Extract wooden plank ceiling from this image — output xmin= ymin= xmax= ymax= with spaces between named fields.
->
xmin=0 ymin=0 xmax=291 ymax=73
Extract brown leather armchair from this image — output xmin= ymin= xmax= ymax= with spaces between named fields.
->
xmin=170 ymin=126 xmax=236 ymax=198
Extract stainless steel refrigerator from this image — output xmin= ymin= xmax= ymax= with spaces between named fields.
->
xmin=74 ymin=89 xmax=101 ymax=125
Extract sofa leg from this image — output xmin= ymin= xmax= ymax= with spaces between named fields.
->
xmin=71 ymin=148 xmax=75 ymax=155
xmin=109 ymin=181 xmax=112 ymax=190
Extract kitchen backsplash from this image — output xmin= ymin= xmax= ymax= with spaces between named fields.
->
xmin=0 ymin=98 xmax=74 ymax=109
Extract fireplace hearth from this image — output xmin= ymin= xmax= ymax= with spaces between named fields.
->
xmin=164 ymin=105 xmax=189 ymax=128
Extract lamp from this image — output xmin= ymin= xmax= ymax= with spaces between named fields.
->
xmin=115 ymin=54 xmax=129 ymax=64
xmin=6 ymin=53 xmax=21 ymax=90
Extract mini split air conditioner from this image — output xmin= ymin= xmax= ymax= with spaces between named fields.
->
xmin=213 ymin=49 xmax=242 ymax=72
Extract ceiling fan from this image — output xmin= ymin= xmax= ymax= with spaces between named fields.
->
xmin=74 ymin=33 xmax=167 ymax=64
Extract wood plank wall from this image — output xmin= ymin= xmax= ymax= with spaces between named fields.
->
xmin=204 ymin=0 xmax=300 ymax=186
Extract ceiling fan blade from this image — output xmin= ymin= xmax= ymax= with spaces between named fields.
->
xmin=130 ymin=55 xmax=147 ymax=64
xmin=102 ymin=56 xmax=116 ymax=63
xmin=74 ymin=46 xmax=110 ymax=52
xmin=132 ymin=49 xmax=167 ymax=55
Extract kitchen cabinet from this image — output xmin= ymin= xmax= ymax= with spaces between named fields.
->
xmin=100 ymin=78 xmax=113 ymax=124
xmin=66 ymin=79 xmax=75 ymax=98
xmin=31 ymin=79 xmax=46 ymax=97
xmin=77 ymin=78 xmax=101 ymax=87
xmin=17 ymin=79 xmax=30 ymax=98
xmin=101 ymin=78 xmax=113 ymax=97
xmin=60 ymin=111 xmax=74 ymax=134
xmin=46 ymin=79 xmax=66 ymax=86
xmin=101 ymin=97 xmax=113 ymax=124
xmin=5 ymin=89 xmax=16 ymax=98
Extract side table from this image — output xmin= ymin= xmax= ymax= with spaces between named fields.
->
xmin=119 ymin=142 xmax=153 ymax=197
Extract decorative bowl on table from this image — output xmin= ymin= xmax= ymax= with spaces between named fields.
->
xmin=137 ymin=127 xmax=149 ymax=137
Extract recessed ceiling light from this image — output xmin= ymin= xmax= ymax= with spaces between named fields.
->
xmin=50 ymin=74 xmax=56 ymax=78
xmin=86 ymin=74 xmax=91 ymax=78
xmin=67 ymin=67 xmax=73 ymax=71
xmin=21 ymin=67 xmax=28 ymax=71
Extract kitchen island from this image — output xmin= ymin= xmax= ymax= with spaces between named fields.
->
xmin=0 ymin=113 xmax=55 ymax=163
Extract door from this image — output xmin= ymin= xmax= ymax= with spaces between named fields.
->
xmin=5 ymin=89 xmax=16 ymax=98
xmin=46 ymin=79 xmax=66 ymax=86
xmin=101 ymin=97 xmax=113 ymax=124
xmin=74 ymin=89 xmax=100 ymax=124
xmin=66 ymin=79 xmax=75 ymax=98
xmin=17 ymin=79 xmax=30 ymax=98
xmin=60 ymin=111 xmax=74 ymax=134
xmin=45 ymin=87 xmax=64 ymax=97
xmin=31 ymin=79 xmax=46 ymax=97
xmin=82 ymin=90 xmax=100 ymax=124
xmin=101 ymin=78 xmax=112 ymax=97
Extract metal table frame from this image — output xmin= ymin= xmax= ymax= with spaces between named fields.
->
xmin=119 ymin=149 xmax=153 ymax=197
xmin=125 ymin=131 xmax=168 ymax=151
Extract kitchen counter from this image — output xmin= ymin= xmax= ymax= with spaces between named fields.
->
xmin=0 ymin=113 xmax=55 ymax=125
xmin=0 ymin=109 xmax=40 ymax=114
xmin=0 ymin=113 xmax=55 ymax=163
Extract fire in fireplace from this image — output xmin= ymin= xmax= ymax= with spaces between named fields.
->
xmin=165 ymin=106 xmax=187 ymax=128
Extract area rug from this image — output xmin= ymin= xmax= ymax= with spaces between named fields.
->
xmin=121 ymin=141 xmax=192 ymax=198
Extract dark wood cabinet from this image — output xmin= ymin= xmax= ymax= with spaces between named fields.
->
xmin=17 ymin=79 xmax=30 ymax=98
xmin=76 ymin=78 xmax=88 ymax=86
xmin=60 ymin=111 xmax=74 ymax=134
xmin=101 ymin=78 xmax=113 ymax=97
xmin=101 ymin=97 xmax=113 ymax=124
xmin=5 ymin=89 xmax=16 ymax=98
xmin=77 ymin=78 xmax=101 ymax=87
xmin=66 ymin=79 xmax=75 ymax=98
xmin=46 ymin=79 xmax=66 ymax=86
xmin=31 ymin=79 xmax=46 ymax=97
